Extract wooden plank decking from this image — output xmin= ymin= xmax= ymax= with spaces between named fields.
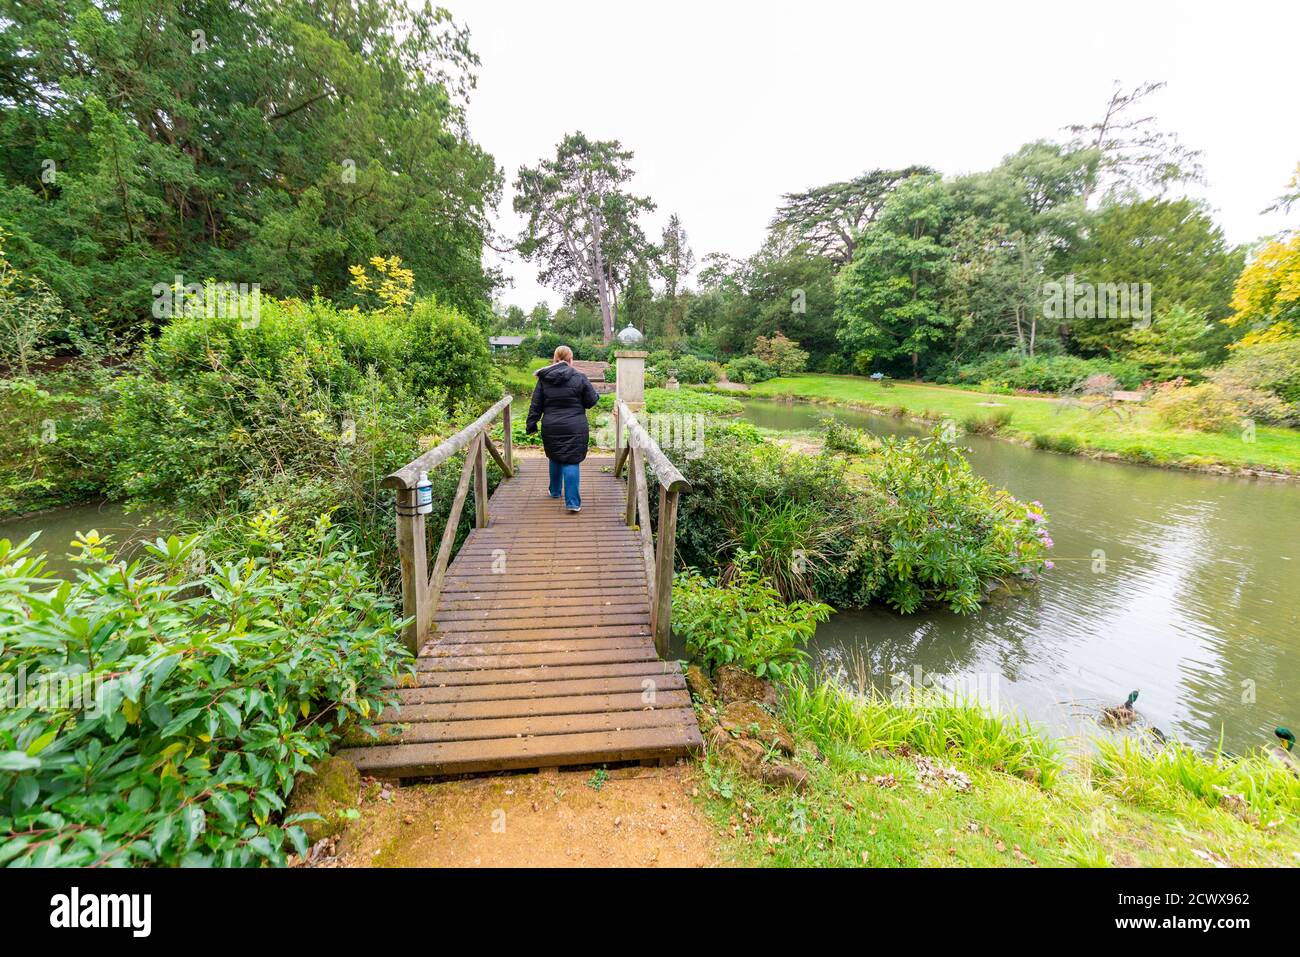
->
xmin=339 ymin=455 xmax=703 ymax=779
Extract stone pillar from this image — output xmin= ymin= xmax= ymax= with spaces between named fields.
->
xmin=615 ymin=351 xmax=647 ymax=412
xmin=664 ymin=376 xmax=680 ymax=391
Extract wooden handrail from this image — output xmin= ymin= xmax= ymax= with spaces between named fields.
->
xmin=388 ymin=395 xmax=514 ymax=653
xmin=612 ymin=398 xmax=690 ymax=655
xmin=383 ymin=395 xmax=514 ymax=489
xmin=613 ymin=398 xmax=691 ymax=493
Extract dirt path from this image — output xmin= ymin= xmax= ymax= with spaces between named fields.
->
xmin=335 ymin=762 xmax=723 ymax=868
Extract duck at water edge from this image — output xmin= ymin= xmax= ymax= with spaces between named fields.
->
xmin=1271 ymin=728 xmax=1299 ymax=775
xmin=1102 ymin=691 xmax=1140 ymax=728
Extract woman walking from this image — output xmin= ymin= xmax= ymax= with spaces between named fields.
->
xmin=526 ymin=345 xmax=600 ymax=513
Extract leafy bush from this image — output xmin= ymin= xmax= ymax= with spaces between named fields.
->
xmin=89 ymin=295 xmax=485 ymax=582
xmin=675 ymin=425 xmax=1051 ymax=615
xmin=945 ymin=351 xmax=1144 ymax=393
xmin=0 ymin=513 xmax=409 ymax=866
xmin=1207 ymin=340 xmax=1300 ymax=425
xmin=821 ymin=417 xmax=869 ymax=455
xmin=0 ymin=228 xmax=61 ymax=376
xmin=855 ymin=432 xmax=1051 ymax=613
xmin=753 ymin=332 xmax=809 ymax=376
xmin=1147 ymin=382 xmax=1244 ymax=433
xmin=672 ymin=556 xmax=831 ymax=682
xmin=531 ymin=332 xmax=605 ymax=362
xmin=0 ymin=372 xmax=114 ymax=517
xmin=724 ymin=355 xmax=775 ymax=384
xmin=404 ymin=298 xmax=498 ymax=408
xmin=815 ymin=354 xmax=849 ymax=374
xmin=667 ymin=353 xmax=721 ymax=384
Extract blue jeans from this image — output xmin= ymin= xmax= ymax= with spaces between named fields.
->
xmin=548 ymin=459 xmax=581 ymax=509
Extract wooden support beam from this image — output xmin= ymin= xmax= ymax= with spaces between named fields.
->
xmin=426 ymin=436 xmax=480 ymax=613
xmin=633 ymin=446 xmax=656 ymax=614
xmin=624 ymin=448 xmax=637 ymax=527
xmin=653 ymin=486 xmax=680 ymax=657
xmin=483 ymin=431 xmax=512 ymax=478
xmin=502 ymin=401 xmax=513 ymax=476
xmin=474 ymin=434 xmax=489 ymax=528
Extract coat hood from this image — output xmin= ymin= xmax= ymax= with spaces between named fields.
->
xmin=535 ymin=361 xmax=583 ymax=385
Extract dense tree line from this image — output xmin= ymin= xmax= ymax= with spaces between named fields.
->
xmin=0 ymin=0 xmax=501 ymax=340
xmin=503 ymin=84 xmax=1294 ymax=394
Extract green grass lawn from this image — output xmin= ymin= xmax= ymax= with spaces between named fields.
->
xmin=701 ymin=682 xmax=1300 ymax=867
xmin=749 ymin=374 xmax=1300 ymax=475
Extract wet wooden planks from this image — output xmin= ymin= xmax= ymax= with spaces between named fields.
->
xmin=339 ymin=455 xmax=702 ymax=779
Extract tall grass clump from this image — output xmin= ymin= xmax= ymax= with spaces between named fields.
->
xmin=1031 ymin=432 xmax=1082 ymax=454
xmin=961 ymin=408 xmax=1014 ymax=435
xmin=782 ymin=679 xmax=1062 ymax=787
xmin=1092 ymin=737 xmax=1300 ymax=821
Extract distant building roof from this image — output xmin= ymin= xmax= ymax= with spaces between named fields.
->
xmin=488 ymin=335 xmax=526 ymax=346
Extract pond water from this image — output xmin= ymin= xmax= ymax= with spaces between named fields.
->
xmin=0 ymin=501 xmax=160 ymax=578
xmin=739 ymin=398 xmax=1300 ymax=756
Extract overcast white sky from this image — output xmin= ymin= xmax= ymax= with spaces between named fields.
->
xmin=441 ymin=0 xmax=1300 ymax=310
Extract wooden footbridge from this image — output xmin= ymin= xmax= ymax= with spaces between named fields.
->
xmin=339 ymin=385 xmax=703 ymax=779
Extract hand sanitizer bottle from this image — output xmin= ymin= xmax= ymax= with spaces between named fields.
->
xmin=416 ymin=470 xmax=433 ymax=515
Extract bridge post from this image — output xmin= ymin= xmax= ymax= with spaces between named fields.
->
xmin=394 ymin=487 xmax=430 ymax=655
xmin=614 ymin=350 xmax=646 ymax=477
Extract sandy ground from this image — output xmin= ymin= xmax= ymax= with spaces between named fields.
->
xmin=335 ymin=762 xmax=723 ymax=868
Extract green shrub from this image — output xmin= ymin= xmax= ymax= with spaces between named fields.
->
xmin=404 ymin=298 xmax=498 ymax=409
xmin=724 ymin=355 xmax=775 ymax=384
xmin=672 ymin=556 xmax=831 ymax=682
xmin=816 ymin=354 xmax=850 ymax=375
xmin=855 ymin=431 xmax=1051 ymax=613
xmin=531 ymin=332 xmax=604 ymax=362
xmin=667 ymin=354 xmax=721 ymax=384
xmin=945 ymin=351 xmax=1145 ymax=393
xmin=1207 ymin=340 xmax=1300 ymax=425
xmin=0 ymin=371 xmax=113 ymax=517
xmin=0 ymin=513 xmax=410 ymax=866
xmin=753 ymin=332 xmax=809 ymax=376
xmin=95 ymin=297 xmax=468 ymax=558
xmin=1147 ymin=382 xmax=1243 ymax=432
xmin=675 ymin=426 xmax=1052 ymax=616
xmin=821 ymin=417 xmax=868 ymax=455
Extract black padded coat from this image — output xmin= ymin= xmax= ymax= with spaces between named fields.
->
xmin=525 ymin=362 xmax=600 ymax=465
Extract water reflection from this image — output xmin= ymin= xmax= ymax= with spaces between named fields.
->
xmin=0 ymin=501 xmax=160 ymax=578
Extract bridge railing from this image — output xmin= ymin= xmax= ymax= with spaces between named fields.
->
xmin=612 ymin=398 xmax=692 ymax=656
xmin=382 ymin=395 xmax=513 ymax=654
